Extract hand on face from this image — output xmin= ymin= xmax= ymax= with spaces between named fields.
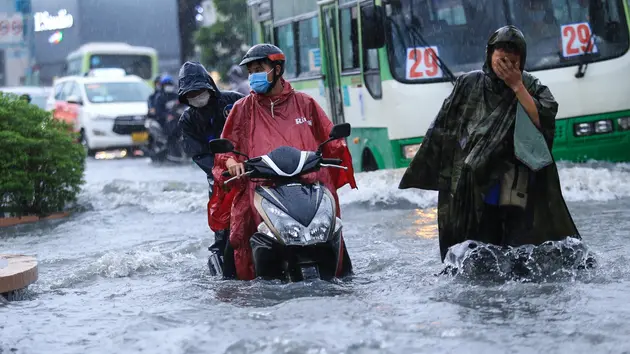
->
xmin=494 ymin=57 xmax=522 ymax=91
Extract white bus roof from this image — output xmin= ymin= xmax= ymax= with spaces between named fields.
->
xmin=66 ymin=42 xmax=157 ymax=60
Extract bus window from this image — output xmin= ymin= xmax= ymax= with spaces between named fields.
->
xmin=340 ymin=6 xmax=360 ymax=71
xmin=508 ymin=0 xmax=628 ymax=71
xmin=298 ymin=17 xmax=321 ymax=77
xmin=89 ymin=54 xmax=153 ymax=80
xmin=387 ymin=0 xmax=508 ymax=82
xmin=275 ymin=24 xmax=297 ymax=78
xmin=67 ymin=58 xmax=82 ymax=75
xmin=434 ymin=0 xmax=467 ymax=25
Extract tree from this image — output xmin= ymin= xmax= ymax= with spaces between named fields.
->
xmin=177 ymin=0 xmax=203 ymax=64
xmin=195 ymin=0 xmax=250 ymax=80
xmin=0 ymin=93 xmax=85 ymax=217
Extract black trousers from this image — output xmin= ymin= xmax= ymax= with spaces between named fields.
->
xmin=477 ymin=204 xmax=528 ymax=246
xmin=206 ymin=176 xmax=236 ymax=279
xmin=208 ymin=229 xmax=236 ymax=279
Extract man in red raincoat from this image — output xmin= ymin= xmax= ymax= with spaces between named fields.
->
xmin=211 ymin=44 xmax=358 ymax=280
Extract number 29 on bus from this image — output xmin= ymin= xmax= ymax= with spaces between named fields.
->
xmin=406 ymin=46 xmax=443 ymax=80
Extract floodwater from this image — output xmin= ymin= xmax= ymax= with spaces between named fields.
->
xmin=2 ymin=158 xmax=630 ymax=354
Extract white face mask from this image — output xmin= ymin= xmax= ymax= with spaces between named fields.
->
xmin=188 ymin=91 xmax=210 ymax=108
xmin=163 ymin=85 xmax=175 ymax=93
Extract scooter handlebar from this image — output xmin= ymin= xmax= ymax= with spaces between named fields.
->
xmin=321 ymin=158 xmax=343 ymax=165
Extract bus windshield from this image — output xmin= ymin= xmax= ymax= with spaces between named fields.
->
xmin=387 ymin=0 xmax=629 ymax=83
xmin=84 ymin=82 xmax=152 ymax=103
xmin=89 ymin=54 xmax=153 ymax=80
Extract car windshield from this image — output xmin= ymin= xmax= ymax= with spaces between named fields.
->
xmin=387 ymin=0 xmax=629 ymax=83
xmin=89 ymin=54 xmax=153 ymax=79
xmin=84 ymin=82 xmax=152 ymax=103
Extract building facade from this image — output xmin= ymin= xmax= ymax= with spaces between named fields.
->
xmin=32 ymin=0 xmax=182 ymax=85
xmin=0 ymin=0 xmax=32 ymax=87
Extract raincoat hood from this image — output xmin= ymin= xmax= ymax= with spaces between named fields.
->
xmin=483 ymin=26 xmax=527 ymax=78
xmin=177 ymin=61 xmax=220 ymax=105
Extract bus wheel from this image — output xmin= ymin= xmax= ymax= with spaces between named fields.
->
xmin=362 ymin=148 xmax=378 ymax=172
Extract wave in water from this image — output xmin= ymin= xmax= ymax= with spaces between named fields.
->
xmin=78 ymin=163 xmax=630 ymax=214
xmin=47 ymin=248 xmax=197 ymax=290
xmin=442 ymin=237 xmax=597 ymax=282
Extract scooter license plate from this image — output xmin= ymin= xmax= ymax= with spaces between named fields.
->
xmin=131 ymin=131 xmax=149 ymax=143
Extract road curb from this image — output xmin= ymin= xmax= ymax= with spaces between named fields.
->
xmin=0 ymin=212 xmax=70 ymax=228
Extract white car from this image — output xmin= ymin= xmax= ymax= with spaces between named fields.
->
xmin=47 ymin=72 xmax=152 ymax=155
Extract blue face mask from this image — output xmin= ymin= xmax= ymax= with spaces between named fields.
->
xmin=248 ymin=69 xmax=273 ymax=94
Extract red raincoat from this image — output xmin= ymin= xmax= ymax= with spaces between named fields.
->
xmin=210 ymin=80 xmax=357 ymax=280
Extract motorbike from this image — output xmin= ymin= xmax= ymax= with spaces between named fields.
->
xmin=209 ymin=123 xmax=353 ymax=282
xmin=144 ymin=99 xmax=189 ymax=163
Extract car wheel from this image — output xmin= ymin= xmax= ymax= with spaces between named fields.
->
xmin=80 ymin=130 xmax=96 ymax=157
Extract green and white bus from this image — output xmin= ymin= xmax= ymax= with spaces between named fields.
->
xmin=247 ymin=0 xmax=630 ymax=171
xmin=65 ymin=42 xmax=159 ymax=87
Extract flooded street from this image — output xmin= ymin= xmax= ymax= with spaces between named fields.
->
xmin=2 ymin=158 xmax=630 ymax=354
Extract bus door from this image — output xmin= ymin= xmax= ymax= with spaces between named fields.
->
xmin=319 ymin=2 xmax=345 ymax=125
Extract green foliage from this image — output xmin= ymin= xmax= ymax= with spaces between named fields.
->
xmin=195 ymin=0 xmax=250 ymax=79
xmin=0 ymin=92 xmax=85 ymax=217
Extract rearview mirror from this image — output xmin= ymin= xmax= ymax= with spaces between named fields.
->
xmin=209 ymin=138 xmax=235 ymax=154
xmin=66 ymin=95 xmax=82 ymax=105
xmin=329 ymin=123 xmax=351 ymax=139
xmin=361 ymin=3 xmax=386 ymax=49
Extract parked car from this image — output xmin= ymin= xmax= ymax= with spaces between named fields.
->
xmin=0 ymin=86 xmax=52 ymax=110
xmin=47 ymin=70 xmax=152 ymax=156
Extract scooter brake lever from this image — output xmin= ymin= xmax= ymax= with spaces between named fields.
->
xmin=225 ymin=170 xmax=253 ymax=184
xmin=320 ymin=164 xmax=348 ymax=170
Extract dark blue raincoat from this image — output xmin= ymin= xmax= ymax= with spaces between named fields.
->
xmin=177 ymin=62 xmax=244 ymax=191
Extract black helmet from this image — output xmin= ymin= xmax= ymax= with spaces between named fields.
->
xmin=486 ymin=25 xmax=527 ymax=71
xmin=239 ymin=44 xmax=286 ymax=75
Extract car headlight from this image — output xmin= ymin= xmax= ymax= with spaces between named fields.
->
xmin=260 ymin=193 xmax=335 ymax=245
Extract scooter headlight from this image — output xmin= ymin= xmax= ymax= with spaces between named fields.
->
xmin=260 ymin=193 xmax=335 ymax=245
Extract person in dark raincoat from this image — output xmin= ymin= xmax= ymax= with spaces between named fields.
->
xmin=214 ymin=44 xmax=357 ymax=280
xmin=226 ymin=65 xmax=251 ymax=96
xmin=399 ymin=26 xmax=580 ymax=261
xmin=177 ymin=61 xmax=245 ymax=278
xmin=147 ymin=75 xmax=162 ymax=119
xmin=153 ymin=75 xmax=185 ymax=158
xmin=154 ymin=76 xmax=179 ymax=125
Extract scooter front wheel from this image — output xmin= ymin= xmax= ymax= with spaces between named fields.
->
xmin=299 ymin=265 xmax=320 ymax=281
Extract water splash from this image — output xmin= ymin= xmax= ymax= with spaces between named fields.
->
xmin=47 ymin=248 xmax=197 ymax=290
xmin=77 ymin=162 xmax=630 ymax=214
xmin=442 ymin=237 xmax=597 ymax=282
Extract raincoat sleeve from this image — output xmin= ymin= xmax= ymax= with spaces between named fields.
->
xmin=207 ymin=101 xmax=249 ymax=232
xmin=310 ymin=97 xmax=357 ymax=190
xmin=178 ymin=109 xmax=215 ymax=176
xmin=526 ymin=76 xmax=558 ymax=149
xmin=213 ymin=100 xmax=250 ymax=177
xmin=398 ymin=75 xmax=467 ymax=191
